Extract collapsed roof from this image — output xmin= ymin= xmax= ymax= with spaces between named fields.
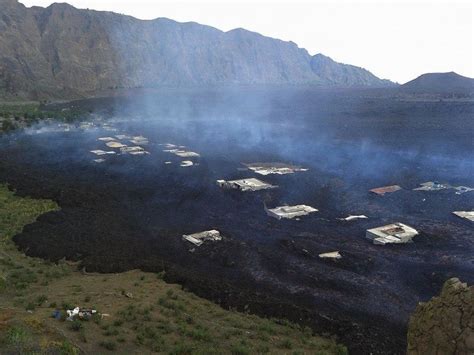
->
xmin=366 ymin=223 xmax=419 ymax=245
xmin=182 ymin=230 xmax=222 ymax=246
xmin=243 ymin=162 xmax=308 ymax=176
xmin=265 ymin=204 xmax=318 ymax=220
xmin=217 ymin=178 xmax=277 ymax=192
xmin=370 ymin=185 xmax=402 ymax=195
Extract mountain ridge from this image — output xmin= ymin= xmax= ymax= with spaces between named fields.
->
xmin=0 ymin=0 xmax=395 ymax=99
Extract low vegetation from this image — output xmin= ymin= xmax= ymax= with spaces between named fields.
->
xmin=0 ymin=184 xmax=347 ymax=354
xmin=0 ymin=102 xmax=86 ymax=132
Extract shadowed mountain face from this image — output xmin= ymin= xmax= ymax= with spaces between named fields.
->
xmin=402 ymin=72 xmax=474 ymax=94
xmin=0 ymin=0 xmax=393 ymax=99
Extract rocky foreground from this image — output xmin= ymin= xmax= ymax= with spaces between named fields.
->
xmin=408 ymin=278 xmax=474 ymax=355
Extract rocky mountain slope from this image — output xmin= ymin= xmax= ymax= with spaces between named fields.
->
xmin=0 ymin=0 xmax=393 ymax=99
xmin=402 ymin=72 xmax=474 ymax=94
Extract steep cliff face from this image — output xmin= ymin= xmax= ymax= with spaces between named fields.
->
xmin=0 ymin=0 xmax=393 ymax=99
xmin=407 ymin=278 xmax=474 ymax=355
xmin=311 ymin=54 xmax=393 ymax=87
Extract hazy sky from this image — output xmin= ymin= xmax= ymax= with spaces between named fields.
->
xmin=21 ymin=0 xmax=473 ymax=83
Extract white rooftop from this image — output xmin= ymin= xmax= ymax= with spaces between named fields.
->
xmin=244 ymin=162 xmax=308 ymax=176
xmin=339 ymin=215 xmax=368 ymax=221
xmin=217 ymin=178 xmax=277 ymax=192
xmin=453 ymin=211 xmax=474 ymax=222
xmin=366 ymin=223 xmax=419 ymax=245
xmin=163 ymin=149 xmax=200 ymax=158
xmin=98 ymin=137 xmax=116 ymax=142
xmin=182 ymin=230 xmax=222 ymax=246
xmin=319 ymin=251 xmax=342 ymax=259
xmin=266 ymin=204 xmax=318 ymax=220
xmin=90 ymin=150 xmax=116 ymax=156
xmin=106 ymin=141 xmax=127 ymax=149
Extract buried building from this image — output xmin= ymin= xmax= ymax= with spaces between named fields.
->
xmin=339 ymin=215 xmax=368 ymax=221
xmin=265 ymin=204 xmax=318 ymax=220
xmin=243 ymin=162 xmax=308 ymax=176
xmin=366 ymin=223 xmax=419 ymax=245
xmin=413 ymin=181 xmax=474 ymax=195
xmin=182 ymin=230 xmax=222 ymax=246
xmin=452 ymin=211 xmax=474 ymax=223
xmin=413 ymin=181 xmax=450 ymax=191
xmin=163 ymin=148 xmax=200 ymax=158
xmin=98 ymin=137 xmax=116 ymax=142
xmin=370 ymin=185 xmax=402 ymax=196
xmin=120 ymin=146 xmax=149 ymax=155
xmin=90 ymin=150 xmax=116 ymax=156
xmin=180 ymin=160 xmax=194 ymax=167
xmin=217 ymin=178 xmax=277 ymax=192
xmin=129 ymin=136 xmax=149 ymax=145
xmin=106 ymin=141 xmax=127 ymax=149
xmin=319 ymin=251 xmax=342 ymax=260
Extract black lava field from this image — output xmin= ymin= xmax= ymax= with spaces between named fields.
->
xmin=1 ymin=87 xmax=473 ymax=354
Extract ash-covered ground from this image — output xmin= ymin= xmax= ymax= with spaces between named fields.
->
xmin=1 ymin=87 xmax=473 ymax=354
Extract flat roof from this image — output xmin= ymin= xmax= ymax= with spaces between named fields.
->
xmin=366 ymin=222 xmax=418 ymax=245
xmin=370 ymin=185 xmax=402 ymax=195
xmin=266 ymin=204 xmax=318 ymax=219
xmin=453 ymin=211 xmax=474 ymax=222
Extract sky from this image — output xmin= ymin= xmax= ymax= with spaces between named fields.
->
xmin=20 ymin=0 xmax=473 ymax=83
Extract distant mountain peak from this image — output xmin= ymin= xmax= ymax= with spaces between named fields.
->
xmin=402 ymin=71 xmax=474 ymax=94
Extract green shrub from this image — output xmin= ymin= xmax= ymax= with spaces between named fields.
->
xmin=103 ymin=328 xmax=119 ymax=336
xmin=5 ymin=326 xmax=29 ymax=345
xmin=231 ymin=344 xmax=250 ymax=355
xmin=36 ymin=294 xmax=47 ymax=305
xmin=58 ymin=340 xmax=79 ymax=355
xmin=99 ymin=341 xmax=116 ymax=351
xmin=278 ymin=339 xmax=293 ymax=349
xmin=70 ymin=320 xmax=83 ymax=332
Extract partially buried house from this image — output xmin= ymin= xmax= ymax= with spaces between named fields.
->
xmin=265 ymin=204 xmax=318 ymax=220
xmin=243 ymin=162 xmax=307 ymax=176
xmin=366 ymin=223 xmax=419 ymax=245
xmin=182 ymin=230 xmax=222 ymax=246
xmin=217 ymin=178 xmax=277 ymax=192
xmin=370 ymin=185 xmax=402 ymax=196
xmin=452 ymin=211 xmax=474 ymax=223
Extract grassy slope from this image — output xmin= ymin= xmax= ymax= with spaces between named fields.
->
xmin=0 ymin=184 xmax=347 ymax=354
